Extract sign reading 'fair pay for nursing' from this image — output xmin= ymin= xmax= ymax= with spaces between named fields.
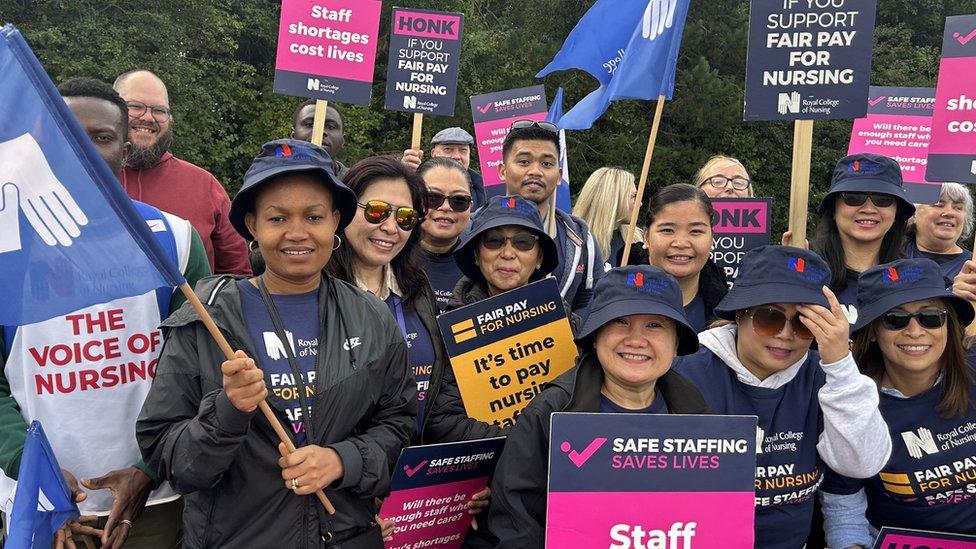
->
xmin=273 ymin=0 xmax=382 ymax=104
xmin=546 ymin=413 xmax=758 ymax=548
xmin=744 ymin=0 xmax=877 ymax=121
xmin=385 ymin=7 xmax=463 ymax=116
xmin=437 ymin=278 xmax=577 ymax=429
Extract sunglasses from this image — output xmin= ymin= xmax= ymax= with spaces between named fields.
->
xmin=745 ymin=307 xmax=813 ymax=340
xmin=703 ymin=175 xmax=751 ymax=191
xmin=358 ymin=200 xmax=420 ymax=231
xmin=480 ymin=230 xmax=540 ymax=252
xmin=427 ymin=191 xmax=472 ymax=212
xmin=880 ymin=309 xmax=948 ymax=331
xmin=510 ymin=119 xmax=558 ymax=133
xmin=839 ymin=192 xmax=896 ymax=208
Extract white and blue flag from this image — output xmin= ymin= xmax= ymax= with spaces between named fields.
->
xmin=546 ymin=87 xmax=572 ymax=213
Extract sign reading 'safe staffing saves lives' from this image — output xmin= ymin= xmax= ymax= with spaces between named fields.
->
xmin=744 ymin=0 xmax=877 ymax=121
xmin=385 ymin=7 xmax=463 ymax=116
xmin=469 ymin=86 xmax=549 ymax=195
xmin=380 ymin=437 xmax=505 ymax=549
xmin=873 ymin=527 xmax=976 ymax=549
xmin=436 ymin=278 xmax=577 ymax=429
xmin=547 ymin=413 xmax=758 ymax=548
xmin=926 ymin=14 xmax=976 ymax=184
xmin=273 ymin=0 xmax=382 ymax=104
xmin=709 ymin=198 xmax=772 ymax=283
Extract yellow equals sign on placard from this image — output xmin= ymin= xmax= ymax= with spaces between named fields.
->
xmin=879 ymin=471 xmax=915 ymax=496
xmin=451 ymin=318 xmax=477 ymax=343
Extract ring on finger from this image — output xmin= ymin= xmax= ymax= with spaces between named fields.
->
xmin=121 ymin=519 xmax=133 ymax=527
xmin=291 ymin=477 xmax=300 ymax=490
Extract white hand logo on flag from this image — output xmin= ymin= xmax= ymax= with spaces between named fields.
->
xmin=642 ymin=0 xmax=679 ymax=40
xmin=0 ymin=133 xmax=88 ymax=253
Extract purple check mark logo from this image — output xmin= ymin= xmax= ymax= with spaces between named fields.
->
xmin=478 ymin=102 xmax=493 ymax=114
xmin=560 ymin=438 xmax=607 ymax=468
xmin=954 ymin=29 xmax=976 ymax=46
xmin=868 ymin=96 xmax=886 ymax=107
xmin=403 ymin=460 xmax=428 ymax=477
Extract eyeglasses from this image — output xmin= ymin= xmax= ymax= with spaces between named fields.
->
xmin=880 ymin=309 xmax=948 ymax=331
xmin=839 ymin=192 xmax=896 ymax=208
xmin=126 ymin=101 xmax=171 ymax=122
xmin=357 ymin=200 xmax=420 ymax=231
xmin=703 ymin=175 xmax=751 ymax=191
xmin=745 ymin=307 xmax=813 ymax=340
xmin=510 ymin=120 xmax=558 ymax=133
xmin=480 ymin=231 xmax=540 ymax=252
xmin=427 ymin=192 xmax=472 ymax=212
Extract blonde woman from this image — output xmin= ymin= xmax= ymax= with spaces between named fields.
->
xmin=693 ymin=155 xmax=755 ymax=198
xmin=573 ymin=167 xmax=643 ymax=268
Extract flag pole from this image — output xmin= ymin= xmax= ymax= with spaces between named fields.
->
xmin=178 ymin=283 xmax=337 ymax=515
xmin=411 ymin=113 xmax=424 ymax=150
xmin=310 ymin=100 xmax=329 ymax=147
xmin=788 ymin=120 xmax=814 ymax=249
xmin=621 ymin=95 xmax=666 ymax=267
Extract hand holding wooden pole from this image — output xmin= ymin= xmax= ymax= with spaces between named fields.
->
xmin=178 ymin=282 xmax=336 ymax=515
xmin=787 ymin=120 xmax=814 ymax=249
xmin=621 ymin=96 xmax=666 ymax=267
xmin=310 ymin=100 xmax=329 ymax=148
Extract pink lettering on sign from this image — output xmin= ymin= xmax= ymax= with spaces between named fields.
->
xmin=711 ymin=201 xmax=769 ymax=234
xmin=394 ymin=11 xmax=462 ymax=40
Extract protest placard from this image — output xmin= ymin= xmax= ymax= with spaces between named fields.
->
xmin=385 ymin=7 xmax=463 ymax=116
xmin=849 ymin=86 xmax=939 ymax=203
xmin=273 ymin=0 xmax=382 ymax=104
xmin=710 ymin=198 xmax=772 ymax=283
xmin=546 ymin=413 xmax=758 ymax=548
xmin=380 ymin=437 xmax=505 ymax=549
xmin=926 ymin=14 xmax=976 ymax=184
xmin=744 ymin=0 xmax=877 ymax=121
xmin=469 ymin=86 xmax=549 ymax=197
xmin=436 ymin=278 xmax=577 ymax=428
xmin=873 ymin=527 xmax=976 ymax=549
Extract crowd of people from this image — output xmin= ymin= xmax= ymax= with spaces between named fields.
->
xmin=1 ymin=69 xmax=975 ymax=549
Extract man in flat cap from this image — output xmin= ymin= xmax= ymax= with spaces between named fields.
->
xmin=402 ymin=127 xmax=486 ymax=210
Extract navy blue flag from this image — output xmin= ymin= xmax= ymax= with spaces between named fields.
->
xmin=546 ymin=87 xmax=572 ymax=213
xmin=7 ymin=421 xmax=79 ymax=548
xmin=0 ymin=24 xmax=184 ymax=325
xmin=537 ymin=0 xmax=691 ymax=129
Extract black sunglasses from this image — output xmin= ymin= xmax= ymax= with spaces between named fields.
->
xmin=840 ymin=192 xmax=896 ymax=208
xmin=357 ymin=200 xmax=420 ymax=231
xmin=510 ymin=119 xmax=558 ymax=133
xmin=427 ymin=191 xmax=472 ymax=212
xmin=880 ymin=309 xmax=948 ymax=331
xmin=480 ymin=231 xmax=540 ymax=252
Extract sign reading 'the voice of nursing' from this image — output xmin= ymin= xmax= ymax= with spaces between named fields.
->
xmin=926 ymin=14 xmax=976 ymax=184
xmin=546 ymin=413 xmax=758 ymax=548
xmin=744 ymin=0 xmax=877 ymax=121
xmin=273 ymin=0 xmax=382 ymax=104
xmin=385 ymin=7 xmax=464 ymax=116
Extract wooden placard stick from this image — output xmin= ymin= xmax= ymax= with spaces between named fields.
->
xmin=310 ymin=100 xmax=329 ymax=147
xmin=621 ymin=96 xmax=666 ymax=267
xmin=411 ymin=113 xmax=424 ymax=150
xmin=788 ymin=120 xmax=814 ymax=249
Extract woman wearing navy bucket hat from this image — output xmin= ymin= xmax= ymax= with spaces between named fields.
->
xmin=821 ymin=258 xmax=976 ymax=546
xmin=671 ymin=245 xmax=892 ymax=549
xmin=806 ymin=153 xmax=915 ymax=325
xmin=137 ymin=139 xmax=416 ymax=548
xmin=487 ymin=265 xmax=710 ymax=548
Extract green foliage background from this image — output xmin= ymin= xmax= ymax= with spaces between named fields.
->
xmin=3 ymin=0 xmax=974 ymax=235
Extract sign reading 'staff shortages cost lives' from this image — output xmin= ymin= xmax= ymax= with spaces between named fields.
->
xmin=273 ymin=0 xmax=382 ymax=104
xmin=744 ymin=0 xmax=877 ymax=121
xmin=385 ymin=7 xmax=463 ymax=116
xmin=470 ymin=86 xmax=549 ymax=195
xmin=710 ymin=198 xmax=772 ymax=283
xmin=436 ymin=278 xmax=577 ymax=429
xmin=926 ymin=14 xmax=976 ymax=184
xmin=546 ymin=413 xmax=758 ymax=548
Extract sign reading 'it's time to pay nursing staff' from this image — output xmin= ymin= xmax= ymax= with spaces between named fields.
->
xmin=436 ymin=278 xmax=577 ymax=429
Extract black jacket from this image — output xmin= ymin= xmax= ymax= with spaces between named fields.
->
xmin=136 ymin=275 xmax=416 ymax=548
xmin=486 ymin=353 xmax=711 ymax=548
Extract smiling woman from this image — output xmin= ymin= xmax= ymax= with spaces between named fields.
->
xmin=905 ymin=183 xmax=975 ymax=279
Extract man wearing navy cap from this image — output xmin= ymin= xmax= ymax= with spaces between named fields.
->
xmin=402 ymin=126 xmax=487 ymax=210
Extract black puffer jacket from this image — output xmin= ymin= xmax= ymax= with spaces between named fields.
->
xmin=136 ymin=274 xmax=416 ymax=548
xmin=486 ymin=353 xmax=711 ymax=548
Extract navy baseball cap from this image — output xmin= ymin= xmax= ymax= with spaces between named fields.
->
xmin=229 ymin=139 xmax=358 ymax=240
xmin=454 ymin=195 xmax=559 ymax=282
xmin=714 ymin=246 xmax=832 ymax=319
xmin=817 ymin=153 xmax=915 ymax=215
xmin=578 ymin=265 xmax=699 ymax=355
xmin=853 ymin=258 xmax=975 ymax=332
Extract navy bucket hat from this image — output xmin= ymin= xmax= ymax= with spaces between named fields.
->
xmin=229 ymin=139 xmax=358 ymax=240
xmin=817 ymin=153 xmax=915 ymax=215
xmin=714 ymin=246 xmax=832 ymax=319
xmin=853 ymin=258 xmax=975 ymax=333
xmin=578 ymin=265 xmax=698 ymax=355
xmin=453 ymin=195 xmax=559 ymax=282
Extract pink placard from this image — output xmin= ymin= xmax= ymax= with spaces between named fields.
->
xmin=849 ymin=113 xmax=932 ymax=183
xmin=474 ymin=112 xmax=548 ymax=189
xmin=929 ymin=57 xmax=976 ymax=156
xmin=876 ymin=532 xmax=976 ymax=549
xmin=381 ymin=477 xmax=485 ymax=549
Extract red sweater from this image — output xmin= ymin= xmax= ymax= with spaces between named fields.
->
xmin=122 ymin=152 xmax=251 ymax=275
